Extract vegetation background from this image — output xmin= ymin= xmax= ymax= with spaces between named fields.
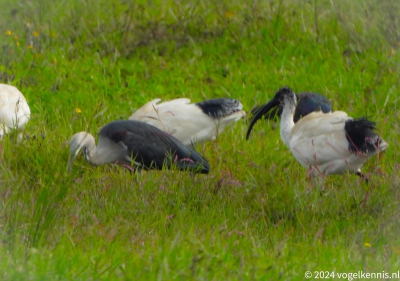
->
xmin=0 ymin=0 xmax=399 ymax=279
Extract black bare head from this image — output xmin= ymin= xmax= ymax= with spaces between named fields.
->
xmin=195 ymin=98 xmax=243 ymax=119
xmin=246 ymin=86 xmax=296 ymax=140
xmin=250 ymin=91 xmax=332 ymax=123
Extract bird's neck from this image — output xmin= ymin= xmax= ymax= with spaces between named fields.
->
xmin=280 ymin=102 xmax=296 ymax=148
xmin=83 ymin=146 xmax=98 ymax=164
xmin=86 ymin=137 xmax=131 ymax=166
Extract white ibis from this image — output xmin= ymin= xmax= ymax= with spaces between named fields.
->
xmin=0 ymin=83 xmax=31 ymax=140
xmin=251 ymin=92 xmax=333 ymax=123
xmin=129 ymin=98 xmax=246 ymax=146
xmin=246 ymin=86 xmax=389 ymax=180
xmin=68 ymin=120 xmax=210 ymax=173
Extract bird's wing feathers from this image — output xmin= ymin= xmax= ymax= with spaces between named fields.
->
xmin=129 ymin=98 xmax=191 ymax=120
xmin=102 ymin=120 xmax=210 ymax=173
xmin=129 ymin=99 xmax=213 ymax=145
xmin=291 ymin=111 xmax=349 ymax=137
xmin=130 ymin=98 xmax=245 ymax=145
xmin=129 ymin=98 xmax=196 ymax=138
xmin=289 ymin=111 xmax=373 ymax=174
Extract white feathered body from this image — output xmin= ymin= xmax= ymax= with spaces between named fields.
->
xmin=0 ymin=84 xmax=31 ymax=137
xmin=129 ymin=98 xmax=245 ymax=146
xmin=288 ymin=111 xmax=388 ymax=176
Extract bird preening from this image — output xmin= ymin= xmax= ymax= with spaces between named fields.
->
xmin=0 ymin=83 xmax=31 ymax=141
xmin=129 ymin=98 xmax=246 ymax=146
xmin=68 ymin=120 xmax=210 ymax=174
xmin=247 ymin=86 xmax=389 ymax=181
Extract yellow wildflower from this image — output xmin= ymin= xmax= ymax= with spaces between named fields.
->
xmin=75 ymin=108 xmax=82 ymax=114
xmin=33 ymin=31 xmax=39 ymax=37
xmin=5 ymin=30 xmax=12 ymax=36
xmin=16 ymin=42 xmax=20 ymax=47
xmin=14 ymin=35 xmax=18 ymax=39
xmin=392 ymin=246 xmax=400 ymax=255
xmin=27 ymin=45 xmax=33 ymax=49
xmin=224 ymin=11 xmax=234 ymax=19
xmin=364 ymin=243 xmax=371 ymax=247
xmin=53 ymin=58 xmax=57 ymax=64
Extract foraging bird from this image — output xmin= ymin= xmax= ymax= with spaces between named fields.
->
xmin=68 ymin=120 xmax=210 ymax=173
xmin=0 ymin=83 xmax=31 ymax=140
xmin=129 ymin=98 xmax=246 ymax=146
xmin=246 ymin=86 xmax=388 ymax=180
xmin=251 ymin=92 xmax=332 ymax=123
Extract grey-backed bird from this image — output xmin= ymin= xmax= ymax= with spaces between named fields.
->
xmin=68 ymin=120 xmax=210 ymax=173
xmin=129 ymin=98 xmax=246 ymax=146
xmin=246 ymin=86 xmax=388 ymax=181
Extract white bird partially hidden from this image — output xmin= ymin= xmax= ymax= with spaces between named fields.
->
xmin=0 ymin=83 xmax=31 ymax=140
xmin=247 ymin=86 xmax=389 ymax=181
xmin=129 ymin=98 xmax=246 ymax=146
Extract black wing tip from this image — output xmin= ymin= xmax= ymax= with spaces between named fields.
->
xmin=200 ymin=164 xmax=210 ymax=174
xmin=195 ymin=98 xmax=242 ymax=119
xmin=196 ymin=155 xmax=211 ymax=174
xmin=195 ymin=98 xmax=237 ymax=105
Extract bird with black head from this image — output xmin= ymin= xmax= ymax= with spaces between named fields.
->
xmin=247 ymin=86 xmax=388 ymax=181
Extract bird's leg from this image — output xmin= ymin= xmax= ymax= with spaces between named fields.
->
xmin=116 ymin=161 xmax=144 ymax=183
xmin=355 ymin=169 xmax=370 ymax=206
xmin=356 ymin=169 xmax=369 ymax=183
xmin=113 ymin=160 xmax=136 ymax=173
xmin=121 ymin=164 xmax=135 ymax=173
xmin=306 ymin=164 xmax=315 ymax=180
xmin=306 ymin=164 xmax=326 ymax=190
xmin=360 ymin=191 xmax=370 ymax=208
xmin=133 ymin=166 xmax=144 ymax=184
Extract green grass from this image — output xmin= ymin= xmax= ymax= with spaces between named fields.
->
xmin=0 ymin=0 xmax=399 ymax=279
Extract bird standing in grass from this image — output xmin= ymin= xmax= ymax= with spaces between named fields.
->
xmin=129 ymin=98 xmax=246 ymax=146
xmin=251 ymin=92 xmax=333 ymax=123
xmin=68 ymin=120 xmax=210 ymax=174
xmin=246 ymin=86 xmax=388 ymax=181
xmin=0 ymin=83 xmax=31 ymax=140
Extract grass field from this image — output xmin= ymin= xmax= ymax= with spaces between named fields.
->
xmin=0 ymin=0 xmax=399 ymax=279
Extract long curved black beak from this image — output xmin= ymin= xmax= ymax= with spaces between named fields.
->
xmin=246 ymin=98 xmax=279 ymax=140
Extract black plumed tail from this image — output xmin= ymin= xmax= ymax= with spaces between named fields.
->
xmin=345 ymin=118 xmax=380 ymax=154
